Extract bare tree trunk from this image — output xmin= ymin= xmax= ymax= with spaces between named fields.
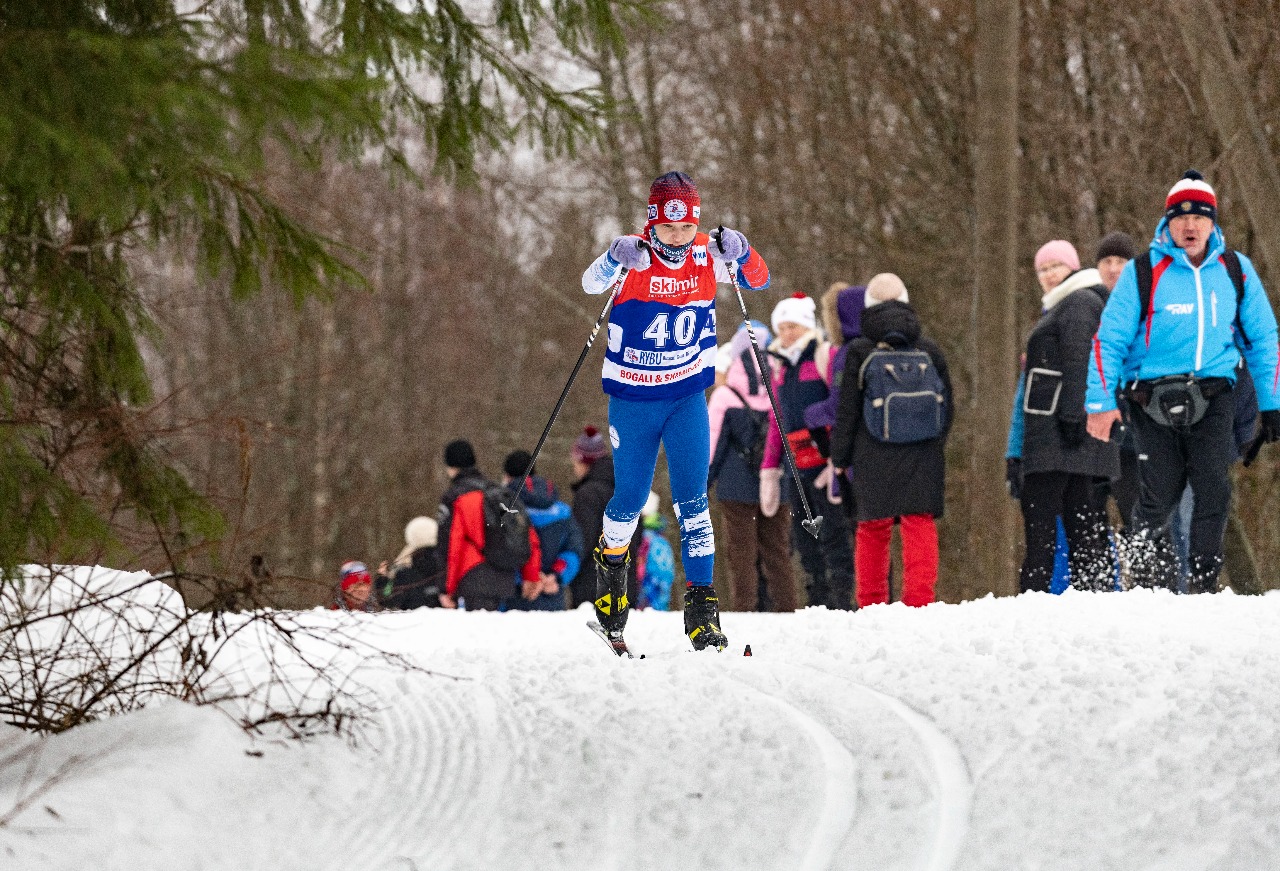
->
xmin=1223 ymin=506 xmax=1263 ymax=594
xmin=1167 ymin=1 xmax=1276 ymax=588
xmin=596 ymin=48 xmax=638 ymax=230
xmin=310 ymin=306 xmax=336 ymax=580
xmin=966 ymin=0 xmax=1021 ymax=600
xmin=1167 ymin=1 xmax=1280 ymax=278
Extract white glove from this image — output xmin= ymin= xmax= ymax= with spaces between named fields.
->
xmin=608 ymin=235 xmax=651 ymax=271
xmin=817 ymin=462 xmax=842 ymax=505
xmin=759 ymin=467 xmax=783 ymax=517
xmin=813 ymin=464 xmax=831 ymax=490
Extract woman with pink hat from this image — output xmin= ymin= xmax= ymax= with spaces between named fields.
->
xmin=1007 ymin=240 xmax=1118 ymax=594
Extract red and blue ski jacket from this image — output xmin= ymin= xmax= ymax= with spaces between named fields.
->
xmin=582 ymin=231 xmax=769 ymax=400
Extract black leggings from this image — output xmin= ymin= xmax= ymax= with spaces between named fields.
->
xmin=1019 ymin=471 xmax=1112 ymax=593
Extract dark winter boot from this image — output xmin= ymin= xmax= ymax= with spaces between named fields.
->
xmin=593 ymin=537 xmax=631 ymax=640
xmin=1186 ymin=553 xmax=1223 ymax=594
xmin=1120 ymin=526 xmax=1179 ymax=591
xmin=684 ymin=584 xmax=728 ymax=651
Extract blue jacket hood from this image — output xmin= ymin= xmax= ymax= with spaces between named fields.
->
xmin=528 ymin=499 xmax=573 ymax=528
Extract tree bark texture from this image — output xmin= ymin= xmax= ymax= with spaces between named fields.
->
xmin=1167 ymin=0 xmax=1280 ymax=279
xmin=967 ymin=0 xmax=1022 ymax=599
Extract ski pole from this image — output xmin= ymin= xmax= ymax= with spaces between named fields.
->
xmin=717 ymin=227 xmax=823 ymax=539
xmin=513 ymin=261 xmax=634 ymax=501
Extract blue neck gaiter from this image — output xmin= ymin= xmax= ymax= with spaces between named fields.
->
xmin=648 ymin=226 xmax=695 ymax=265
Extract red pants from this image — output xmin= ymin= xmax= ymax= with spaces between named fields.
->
xmin=855 ymin=514 xmax=938 ymax=607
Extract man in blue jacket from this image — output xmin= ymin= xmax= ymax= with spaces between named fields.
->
xmin=1085 ymin=170 xmax=1280 ymax=592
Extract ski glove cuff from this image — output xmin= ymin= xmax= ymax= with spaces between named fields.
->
xmin=711 ymin=227 xmax=749 ymax=262
xmin=1005 ymin=457 xmax=1022 ymax=501
xmin=608 ymin=235 xmax=651 ymax=271
xmin=759 ymin=467 xmax=783 ymax=517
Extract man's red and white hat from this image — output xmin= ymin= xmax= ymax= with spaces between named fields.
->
xmin=1165 ymin=169 xmax=1217 ymax=222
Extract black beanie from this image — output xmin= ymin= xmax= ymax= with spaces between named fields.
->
xmin=444 ymin=439 xmax=476 ymax=469
xmin=1096 ymin=231 xmax=1136 ymax=263
xmin=503 ymin=450 xmax=534 ymax=479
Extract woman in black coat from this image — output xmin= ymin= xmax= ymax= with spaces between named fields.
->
xmin=831 ymin=274 xmax=952 ymax=608
xmin=568 ymin=437 xmax=641 ymax=609
xmin=1012 ymin=240 xmax=1120 ymax=593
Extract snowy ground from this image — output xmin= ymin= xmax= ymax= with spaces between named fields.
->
xmin=3 ymin=572 xmax=1280 ymax=871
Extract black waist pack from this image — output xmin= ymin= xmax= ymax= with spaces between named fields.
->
xmin=1126 ymin=376 xmax=1230 ymax=429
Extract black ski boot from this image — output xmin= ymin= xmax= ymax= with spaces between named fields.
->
xmin=593 ymin=538 xmax=631 ymax=650
xmin=684 ymin=584 xmax=728 ymax=651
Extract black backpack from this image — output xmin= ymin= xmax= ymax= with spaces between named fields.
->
xmin=726 ymin=385 xmax=769 ymax=469
xmin=1135 ymin=247 xmax=1250 ymax=349
xmin=480 ymin=483 xmax=533 ymax=572
xmin=858 ymin=341 xmax=948 ymax=444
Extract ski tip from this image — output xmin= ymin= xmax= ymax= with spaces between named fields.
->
xmin=587 ymin=620 xmax=635 ymax=658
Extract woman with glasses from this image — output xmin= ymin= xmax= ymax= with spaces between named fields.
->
xmin=1006 ymin=240 xmax=1119 ymax=593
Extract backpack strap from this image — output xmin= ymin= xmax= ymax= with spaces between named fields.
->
xmin=1135 ymin=247 xmax=1175 ymax=348
xmin=1136 ymin=246 xmax=1250 ymax=349
xmin=1221 ymin=249 xmax=1251 ymax=350
xmin=726 ymin=385 xmax=751 ymax=409
xmin=739 ymin=349 xmax=762 ymax=394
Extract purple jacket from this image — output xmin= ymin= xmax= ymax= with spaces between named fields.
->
xmin=804 ymin=285 xmax=867 ymax=431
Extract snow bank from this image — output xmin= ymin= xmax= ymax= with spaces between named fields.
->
xmin=3 ymin=576 xmax=1279 ymax=870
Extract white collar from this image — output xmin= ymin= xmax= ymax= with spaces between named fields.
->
xmin=768 ymin=329 xmax=819 ymax=365
xmin=1041 ymin=267 xmax=1103 ymax=311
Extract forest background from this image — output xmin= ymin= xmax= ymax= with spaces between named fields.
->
xmin=8 ymin=0 xmax=1280 ymax=608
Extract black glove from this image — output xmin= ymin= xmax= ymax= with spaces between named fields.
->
xmin=1005 ymin=457 xmax=1023 ymax=501
xmin=809 ymin=426 xmax=831 ymax=459
xmin=1260 ymin=410 xmax=1280 ymax=443
xmin=1058 ymin=417 xmax=1087 ymax=449
xmin=1244 ymin=409 xmax=1280 ymax=467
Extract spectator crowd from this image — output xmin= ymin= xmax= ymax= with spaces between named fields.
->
xmin=333 ymin=169 xmax=1280 ymax=613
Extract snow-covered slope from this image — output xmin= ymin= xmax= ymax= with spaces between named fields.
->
xmin=3 ymin=582 xmax=1280 ymax=871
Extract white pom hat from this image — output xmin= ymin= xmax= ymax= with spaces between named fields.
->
xmin=715 ymin=342 xmax=734 ymax=374
xmin=770 ymin=293 xmax=817 ymax=333
xmin=404 ymin=515 xmax=438 ymax=549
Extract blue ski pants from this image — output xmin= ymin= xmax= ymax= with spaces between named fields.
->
xmin=603 ymin=392 xmax=715 ymax=585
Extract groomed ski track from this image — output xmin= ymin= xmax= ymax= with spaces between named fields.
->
xmin=335 ymin=610 xmax=973 ymax=871
xmin=10 ymin=593 xmax=1280 ymax=871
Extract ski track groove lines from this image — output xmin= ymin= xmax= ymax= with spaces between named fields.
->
xmin=322 ymin=671 xmax=520 ymax=871
xmin=804 ymin=663 xmax=973 ymax=871
xmin=854 ymin=682 xmax=973 ymax=871
xmin=733 ymin=662 xmax=972 ymax=871
xmin=722 ymin=673 xmax=858 ymax=871
xmin=304 ymin=636 xmax=968 ymax=871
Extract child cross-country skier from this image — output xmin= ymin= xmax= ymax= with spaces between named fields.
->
xmin=581 ymin=171 xmax=770 ymax=651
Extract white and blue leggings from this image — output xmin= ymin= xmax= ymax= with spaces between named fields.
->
xmin=602 ymin=392 xmax=715 ymax=586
